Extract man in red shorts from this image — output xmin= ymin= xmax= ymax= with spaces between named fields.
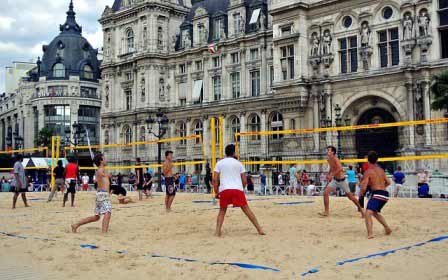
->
xmin=212 ymin=144 xmax=265 ymax=237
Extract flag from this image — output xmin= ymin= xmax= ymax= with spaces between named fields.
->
xmin=208 ymin=43 xmax=218 ymax=54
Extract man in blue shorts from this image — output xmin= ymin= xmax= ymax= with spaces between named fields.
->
xmin=360 ymin=151 xmax=392 ymax=239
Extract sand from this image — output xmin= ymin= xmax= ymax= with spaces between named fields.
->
xmin=0 ymin=192 xmax=447 ymax=280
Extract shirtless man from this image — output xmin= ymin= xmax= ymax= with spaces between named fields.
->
xmin=360 ymin=151 xmax=392 ymax=239
xmin=163 ymin=150 xmax=176 ymax=212
xmin=319 ymin=146 xmax=364 ymax=217
xmin=71 ymin=154 xmax=112 ymax=233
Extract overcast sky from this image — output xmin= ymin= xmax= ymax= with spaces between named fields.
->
xmin=0 ymin=0 xmax=112 ymax=93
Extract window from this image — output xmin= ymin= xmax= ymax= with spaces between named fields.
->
xmin=440 ymin=0 xmax=448 ymax=58
xmin=250 ymin=48 xmax=259 ymax=60
xmin=339 ymin=36 xmax=358 ymax=73
xmin=126 ymin=72 xmax=132 ymax=81
xmin=290 ymin=119 xmax=296 ymax=130
xmin=125 ymin=90 xmax=132 ymax=110
xmin=192 ymin=80 xmax=203 ymax=104
xmin=195 ymin=60 xmax=202 ymax=71
xmin=214 ymin=18 xmax=223 ymax=39
xmin=157 ymin=27 xmax=163 ymax=49
xmin=230 ymin=72 xmax=240 ymax=99
xmin=212 ymin=57 xmax=221 ymax=68
xmin=126 ymin=29 xmax=134 ymax=53
xmin=234 ymin=13 xmax=241 ymax=35
xmin=231 ymin=52 xmax=240 ymax=64
xmin=280 ymin=45 xmax=294 ymax=80
xmin=82 ymin=65 xmax=94 ymax=79
xmin=123 ymin=126 xmax=132 ymax=144
xmin=80 ymin=87 xmax=97 ymax=98
xmin=382 ymin=7 xmax=393 ymax=20
xmin=179 ymin=64 xmax=186 ymax=74
xmin=230 ymin=117 xmax=240 ymax=142
xmin=281 ymin=25 xmax=291 ymax=36
xmin=193 ymin=121 xmax=203 ymax=144
xmin=343 ymin=16 xmax=352 ymax=28
xmin=53 ymin=63 xmax=65 ymax=78
xmin=250 ymin=70 xmax=260 ymax=96
xmin=179 ymin=122 xmax=187 ymax=144
xmin=271 ymin=112 xmax=283 ymax=140
xmin=248 ymin=114 xmax=261 ymax=140
xmin=44 ymin=105 xmax=71 ymax=140
xmin=378 ymin=28 xmax=399 ymax=67
xmin=212 ymin=76 xmax=222 ymax=101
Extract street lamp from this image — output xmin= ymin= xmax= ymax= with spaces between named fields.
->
xmin=146 ymin=111 xmax=169 ymax=192
xmin=64 ymin=121 xmax=84 ymax=156
xmin=321 ymin=104 xmax=351 ymax=159
xmin=13 ymin=131 xmax=24 ymax=150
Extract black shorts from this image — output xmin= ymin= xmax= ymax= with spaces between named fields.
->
xmin=137 ymin=182 xmax=144 ymax=191
xmin=247 ymin=184 xmax=254 ymax=191
xmin=14 ymin=187 xmax=27 ymax=193
xmin=143 ymin=183 xmax=152 ymax=191
xmin=165 ymin=177 xmax=176 ymax=196
xmin=66 ymin=180 xmax=76 ymax=194
xmin=112 ymin=186 xmax=127 ymax=197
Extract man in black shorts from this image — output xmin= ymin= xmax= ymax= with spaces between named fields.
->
xmin=163 ymin=151 xmax=176 ymax=212
xmin=110 ymin=183 xmax=134 ymax=204
xmin=135 ymin=158 xmax=145 ymax=201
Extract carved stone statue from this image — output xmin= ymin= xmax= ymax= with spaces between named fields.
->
xmin=105 ymin=85 xmax=110 ymax=107
xmin=203 ymin=26 xmax=208 ymax=42
xmin=259 ymin=11 xmax=266 ymax=30
xmin=141 ymin=78 xmax=145 ymax=100
xmin=418 ymin=10 xmax=430 ymax=37
xmin=240 ymin=15 xmax=245 ymax=35
xmin=171 ymin=34 xmax=177 ymax=51
xmin=322 ymin=30 xmax=332 ymax=55
xmin=311 ymin=32 xmax=320 ymax=56
xmin=159 ymin=79 xmax=165 ymax=98
xmin=360 ymin=22 xmax=370 ymax=47
xmin=403 ymin=13 xmax=413 ymax=40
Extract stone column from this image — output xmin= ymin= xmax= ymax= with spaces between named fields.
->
xmin=422 ymin=80 xmax=432 ymax=146
xmin=405 ymin=81 xmax=415 ymax=148
xmin=203 ymin=116 xmax=210 ymax=163
xmin=325 ymin=91 xmax=333 ymax=146
xmin=220 ymin=116 xmax=227 ymax=155
xmin=239 ymin=112 xmax=247 ymax=160
xmin=260 ymin=110 xmax=268 ymax=158
xmin=312 ymin=90 xmax=320 ymax=152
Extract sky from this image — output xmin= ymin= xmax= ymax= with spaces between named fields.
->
xmin=0 ymin=0 xmax=112 ymax=93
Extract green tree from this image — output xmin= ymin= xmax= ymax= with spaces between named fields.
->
xmin=35 ymin=127 xmax=53 ymax=148
xmin=430 ymin=70 xmax=448 ymax=115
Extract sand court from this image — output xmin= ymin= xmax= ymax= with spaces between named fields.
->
xmin=0 ymin=192 xmax=447 ymax=279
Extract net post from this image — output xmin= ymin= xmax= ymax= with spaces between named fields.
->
xmin=50 ymin=136 xmax=56 ymax=191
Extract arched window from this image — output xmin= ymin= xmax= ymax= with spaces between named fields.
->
xmin=248 ymin=114 xmax=261 ymax=140
xmin=271 ymin=112 xmax=283 ymax=139
xmin=82 ymin=65 xmax=93 ymax=79
xmin=104 ymin=130 xmax=109 ymax=145
xmin=140 ymin=126 xmax=146 ymax=141
xmin=142 ymin=26 xmax=147 ymax=49
xmin=53 ymin=63 xmax=65 ymax=78
xmin=193 ymin=120 xmax=203 ymax=144
xmin=178 ymin=122 xmax=187 ymax=145
xmin=229 ymin=116 xmax=240 ymax=142
xmin=123 ymin=126 xmax=132 ymax=144
xmin=126 ymin=29 xmax=134 ymax=53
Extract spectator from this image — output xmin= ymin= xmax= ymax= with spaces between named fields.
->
xmin=259 ymin=172 xmax=267 ymax=195
xmin=81 ymin=173 xmax=90 ymax=191
xmin=48 ymin=160 xmax=65 ymax=202
xmin=392 ymin=166 xmax=405 ymax=198
xmin=246 ymin=172 xmax=254 ymax=194
xmin=278 ymin=172 xmax=284 ymax=186
xmin=191 ymin=172 xmax=199 ymax=192
xmin=204 ymin=163 xmax=212 ymax=193
xmin=417 ymin=169 xmax=431 ymax=198
xmin=288 ymin=164 xmax=297 ymax=195
xmin=306 ymin=179 xmax=317 ymax=196
xmin=346 ymin=165 xmax=357 ymax=194
xmin=117 ymin=173 xmax=123 ymax=188
xmin=178 ymin=173 xmax=186 ymax=192
xmin=129 ymin=173 xmax=136 ymax=189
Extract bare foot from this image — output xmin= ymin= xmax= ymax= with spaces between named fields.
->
xmin=215 ymin=231 xmax=222 ymax=237
xmin=25 ymin=204 xmax=30 ymax=207
xmin=71 ymin=224 xmax=78 ymax=233
xmin=318 ymin=212 xmax=329 ymax=217
xmin=258 ymin=230 xmax=266 ymax=235
xmin=367 ymin=235 xmax=374 ymax=239
xmin=385 ymin=227 xmax=392 ymax=235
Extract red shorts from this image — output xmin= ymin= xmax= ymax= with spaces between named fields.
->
xmin=82 ymin=184 xmax=88 ymax=190
xmin=219 ymin=189 xmax=247 ymax=208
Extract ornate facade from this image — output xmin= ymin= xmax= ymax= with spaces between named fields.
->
xmin=100 ymin=0 xmax=448 ymax=172
xmin=0 ymin=1 xmax=102 ymax=154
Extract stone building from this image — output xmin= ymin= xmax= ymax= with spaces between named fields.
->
xmin=0 ymin=1 xmax=102 ymax=158
xmin=100 ymin=0 xmax=448 ymax=172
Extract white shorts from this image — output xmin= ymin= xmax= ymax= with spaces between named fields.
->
xmin=395 ymin=184 xmax=403 ymax=189
xmin=327 ymin=178 xmax=350 ymax=193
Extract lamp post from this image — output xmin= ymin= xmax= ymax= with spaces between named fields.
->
xmin=13 ymin=131 xmax=24 ymax=150
xmin=146 ymin=111 xmax=169 ymax=192
xmin=64 ymin=121 xmax=84 ymax=157
xmin=321 ymin=104 xmax=351 ymax=159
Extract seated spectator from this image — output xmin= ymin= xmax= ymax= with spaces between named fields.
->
xmin=418 ymin=183 xmax=431 ymax=198
xmin=306 ymin=180 xmax=317 ymax=196
xmin=178 ymin=173 xmax=186 ymax=192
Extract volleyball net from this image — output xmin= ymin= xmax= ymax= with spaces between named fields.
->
xmin=234 ymin=118 xmax=448 ymax=173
